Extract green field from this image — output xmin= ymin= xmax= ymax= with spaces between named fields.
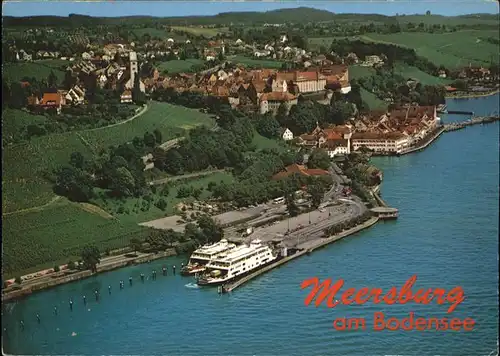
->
xmin=2 ymin=101 xmax=215 ymax=213
xmin=2 ymin=199 xmax=151 ymax=277
xmin=393 ymin=62 xmax=452 ymax=85
xmin=3 ymin=60 xmax=67 ymax=83
xmin=349 ymin=65 xmax=377 ymax=80
xmin=308 ymin=36 xmax=351 ymax=50
xmin=395 ymin=14 xmax=500 ymax=27
xmin=361 ymin=30 xmax=499 ymax=68
xmin=360 ymin=87 xmax=388 ymax=111
xmin=156 ymin=59 xmax=205 ymax=74
xmin=80 ymin=101 xmax=215 ymax=150
xmin=2 ymin=109 xmax=49 ymax=143
xmin=252 ymin=133 xmax=287 ymax=152
xmin=131 ymin=27 xmax=185 ymax=40
xmin=229 ymin=55 xmax=284 ymax=69
xmin=171 ymin=26 xmax=229 ymax=38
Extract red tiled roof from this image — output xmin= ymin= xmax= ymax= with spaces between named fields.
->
xmin=40 ymin=93 xmax=62 ymax=106
xmin=321 ymin=139 xmax=348 ymax=149
xmin=321 ymin=129 xmax=343 ymax=140
xmin=271 ymin=164 xmax=329 ymax=180
xmin=260 ymin=91 xmax=297 ymax=102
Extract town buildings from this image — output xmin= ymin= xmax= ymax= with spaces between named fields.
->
xmin=272 ymin=163 xmax=330 ymax=180
xmin=351 ymin=105 xmax=439 ymax=154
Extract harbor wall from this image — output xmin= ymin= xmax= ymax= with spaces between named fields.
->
xmin=398 ymin=127 xmax=445 ymax=156
xmin=223 ymin=217 xmax=380 ymax=293
xmin=2 ymin=249 xmax=176 ymax=303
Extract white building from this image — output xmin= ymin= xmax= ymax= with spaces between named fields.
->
xmin=282 ymin=128 xmax=294 ymax=141
xmin=124 ymin=51 xmax=146 ymax=93
xmin=351 ymin=132 xmax=410 ymax=154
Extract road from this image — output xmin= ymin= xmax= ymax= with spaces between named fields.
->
xmin=149 ymin=169 xmax=226 ymax=186
xmin=234 ymin=198 xmax=366 ymax=248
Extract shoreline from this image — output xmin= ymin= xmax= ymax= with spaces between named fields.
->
xmin=223 ymin=216 xmax=380 ymax=293
xmin=445 ymin=89 xmax=499 ymax=99
xmin=1 ymin=249 xmax=176 ymax=303
xmin=4 ymin=96 xmax=492 ymax=302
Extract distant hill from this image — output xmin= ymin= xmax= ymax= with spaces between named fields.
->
xmin=2 ymin=7 xmax=498 ymax=27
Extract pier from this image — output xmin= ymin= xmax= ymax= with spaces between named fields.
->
xmin=443 ymin=116 xmax=499 ymax=132
xmin=222 ymin=216 xmax=380 ymax=293
xmin=398 ymin=126 xmax=445 ymax=156
xmin=370 ymin=207 xmax=398 ymax=220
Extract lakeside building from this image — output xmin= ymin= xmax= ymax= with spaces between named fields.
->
xmin=351 ymin=105 xmax=438 ymax=154
xmin=297 ymin=124 xmax=353 ymax=157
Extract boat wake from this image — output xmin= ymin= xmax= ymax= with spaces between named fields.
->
xmin=185 ymin=283 xmax=200 ymax=289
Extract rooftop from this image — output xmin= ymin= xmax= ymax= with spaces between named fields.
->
xmin=371 ymin=207 xmax=398 ymax=213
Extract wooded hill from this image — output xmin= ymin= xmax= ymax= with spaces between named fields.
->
xmin=3 ymin=8 xmax=499 ymax=27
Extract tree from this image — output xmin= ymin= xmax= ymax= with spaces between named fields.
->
xmin=132 ymin=74 xmax=145 ymax=104
xmin=130 ymin=238 xmax=142 ymax=254
xmin=255 ymin=113 xmax=281 ymax=139
xmin=153 ymin=129 xmax=163 ymax=144
xmin=109 ymin=166 xmax=136 ymax=197
xmin=63 ymin=70 xmax=76 ymax=90
xmin=285 ymin=192 xmax=299 ymax=217
xmin=143 ymin=131 xmax=156 ymax=148
xmin=81 ymin=245 xmax=100 ymax=273
xmin=307 ymin=149 xmax=331 ymax=170
xmin=53 ymin=166 xmax=94 ymax=202
xmin=47 ymin=70 xmax=58 ymax=89
xmin=70 ymin=152 xmax=85 ymax=169
xmin=307 ymin=182 xmax=326 ymax=208
xmin=155 ymin=198 xmax=167 ymax=211
xmin=196 ymin=214 xmax=224 ymax=243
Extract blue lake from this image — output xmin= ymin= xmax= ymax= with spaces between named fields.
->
xmin=2 ymin=94 xmax=499 ymax=355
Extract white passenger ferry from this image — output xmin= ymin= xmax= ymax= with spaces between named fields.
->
xmin=196 ymin=239 xmax=278 ymax=286
xmin=181 ymin=239 xmax=236 ymax=276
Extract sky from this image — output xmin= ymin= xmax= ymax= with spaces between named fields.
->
xmin=2 ymin=1 xmax=499 ymax=18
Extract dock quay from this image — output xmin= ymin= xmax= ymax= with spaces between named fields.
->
xmin=370 ymin=207 xmax=398 ymax=219
xmin=398 ymin=127 xmax=445 ymax=156
xmin=443 ymin=116 xmax=499 ymax=132
xmin=222 ymin=216 xmax=380 ymax=293
xmin=443 ymin=110 xmax=474 ymax=116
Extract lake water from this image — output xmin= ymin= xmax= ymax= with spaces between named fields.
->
xmin=2 ymin=94 xmax=499 ymax=356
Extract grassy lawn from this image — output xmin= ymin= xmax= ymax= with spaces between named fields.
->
xmin=80 ymin=101 xmax=215 ymax=150
xmin=360 ymin=87 xmax=388 ymax=111
xmin=2 ymin=108 xmax=49 ymax=143
xmin=361 ymin=30 xmax=499 ymax=68
xmin=2 ymin=199 xmax=151 ymax=277
xmin=252 ymin=133 xmax=287 ymax=152
xmin=171 ymin=26 xmax=229 ymax=38
xmin=229 ymin=55 xmax=284 ymax=69
xmin=349 ymin=65 xmax=376 ymax=80
xmin=3 ymin=60 xmax=67 ymax=83
xmin=308 ymin=36 xmax=351 ymax=50
xmin=393 ymin=62 xmax=452 ymax=85
xmin=156 ymin=59 xmax=205 ymax=74
xmin=2 ymin=133 xmax=93 ymax=213
xmin=96 ymin=171 xmax=235 ymax=224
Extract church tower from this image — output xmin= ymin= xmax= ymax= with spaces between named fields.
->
xmin=129 ymin=51 xmax=138 ymax=84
